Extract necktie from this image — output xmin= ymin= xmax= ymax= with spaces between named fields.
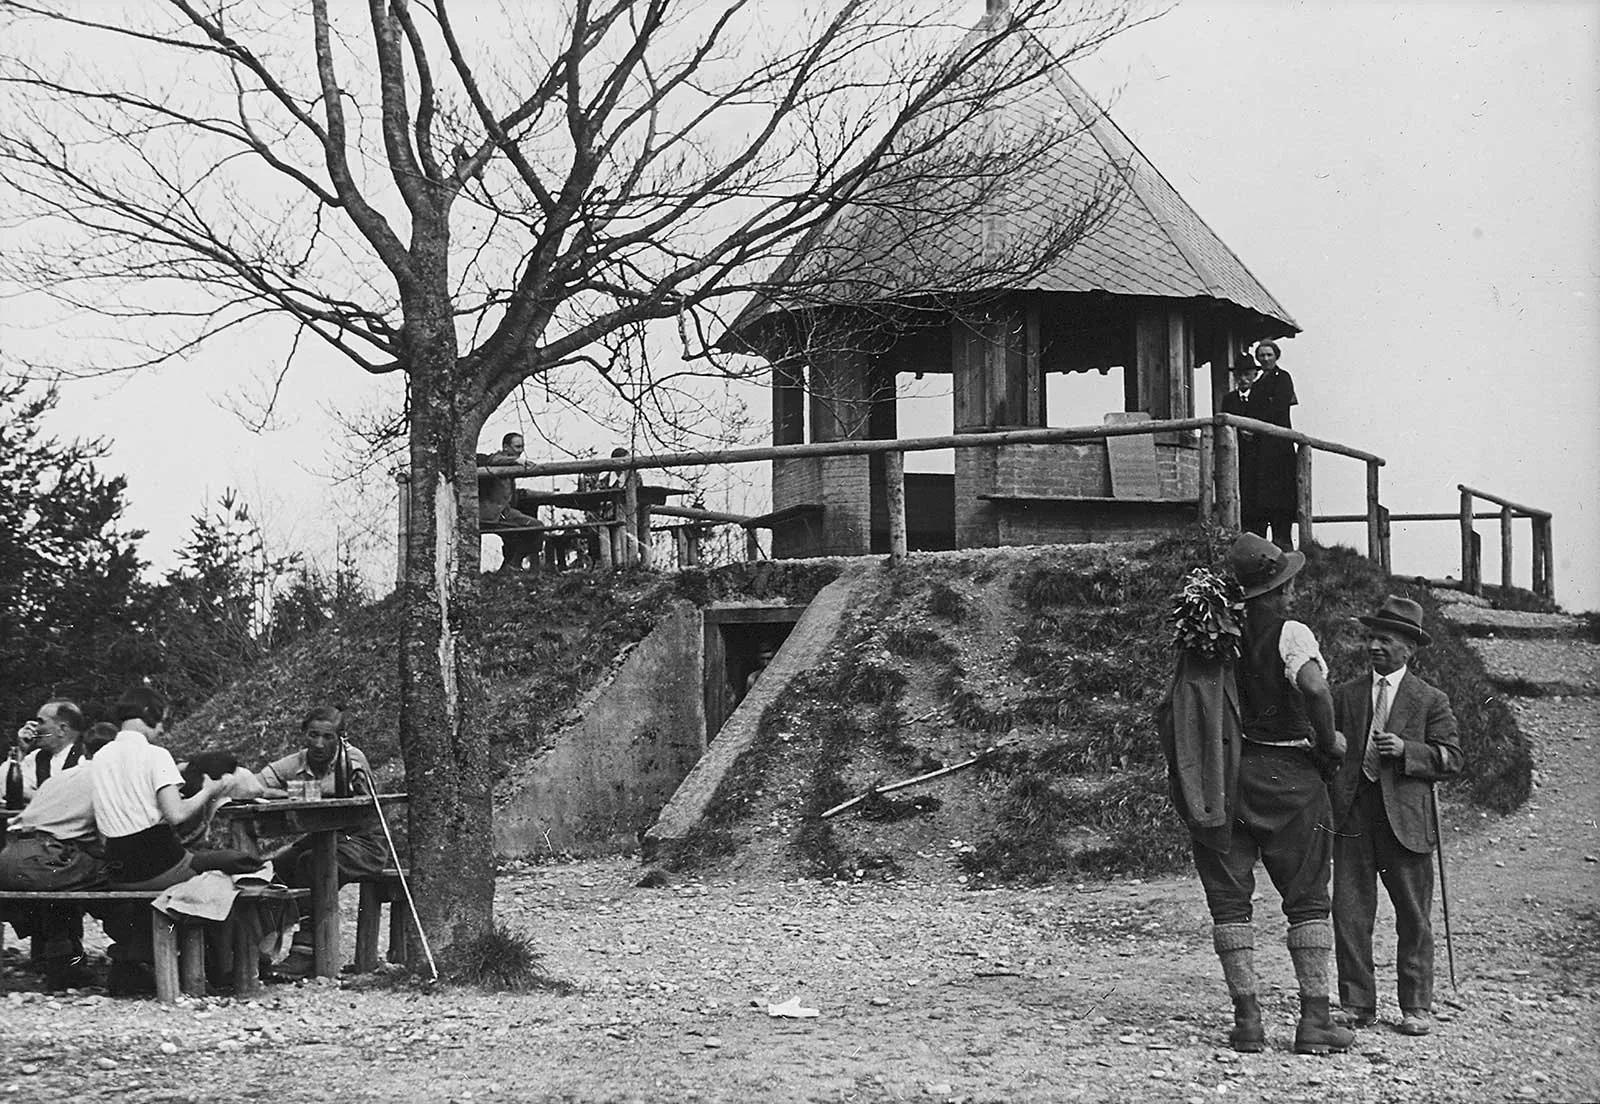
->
xmin=1363 ymin=677 xmax=1390 ymax=782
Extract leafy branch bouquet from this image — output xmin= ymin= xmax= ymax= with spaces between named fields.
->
xmin=1168 ymin=567 xmax=1245 ymax=661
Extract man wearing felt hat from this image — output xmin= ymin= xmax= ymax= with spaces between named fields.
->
xmin=1199 ymin=533 xmax=1353 ymax=1056
xmin=1329 ymin=595 xmax=1462 ymax=1038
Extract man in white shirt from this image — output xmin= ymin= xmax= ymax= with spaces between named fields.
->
xmin=1330 ymin=596 xmax=1463 ymax=1038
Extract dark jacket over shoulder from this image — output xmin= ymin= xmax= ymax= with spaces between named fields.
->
xmin=1330 ymin=671 xmax=1463 ymax=853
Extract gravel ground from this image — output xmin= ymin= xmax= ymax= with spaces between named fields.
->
xmin=3 ymin=628 xmax=1598 ymax=1102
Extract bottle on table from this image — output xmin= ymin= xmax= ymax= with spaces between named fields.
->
xmin=4 ymin=746 xmax=24 ymax=810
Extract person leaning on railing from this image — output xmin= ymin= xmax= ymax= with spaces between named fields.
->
xmin=1223 ymin=339 xmax=1299 ymax=551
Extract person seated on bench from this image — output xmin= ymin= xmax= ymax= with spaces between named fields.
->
xmin=479 ymin=432 xmax=545 ymax=570
xmin=12 ymin=699 xmax=88 ymax=803
xmin=92 ymin=685 xmax=261 ymax=995
xmin=0 ymin=747 xmax=107 ymax=989
xmin=255 ymin=706 xmax=389 ymax=980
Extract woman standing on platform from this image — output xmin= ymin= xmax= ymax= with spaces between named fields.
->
xmin=1222 ymin=339 xmax=1300 ymax=550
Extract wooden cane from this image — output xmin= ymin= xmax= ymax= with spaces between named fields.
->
xmin=1431 ymin=786 xmax=1457 ymax=990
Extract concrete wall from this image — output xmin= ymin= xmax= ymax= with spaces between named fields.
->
xmin=493 ymin=602 xmax=706 ymax=857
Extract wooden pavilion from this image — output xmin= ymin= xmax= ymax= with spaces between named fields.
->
xmin=723 ymin=2 xmax=1299 ymax=558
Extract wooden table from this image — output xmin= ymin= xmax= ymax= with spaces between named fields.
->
xmin=216 ymin=794 xmax=407 ymax=979
xmin=526 ymin=483 xmax=691 ymax=566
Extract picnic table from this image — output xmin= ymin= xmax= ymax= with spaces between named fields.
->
xmin=491 ymin=481 xmax=692 ymax=568
xmin=216 ymin=794 xmax=407 ymax=979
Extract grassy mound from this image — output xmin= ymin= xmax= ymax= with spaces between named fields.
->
xmin=680 ymin=529 xmax=1533 ymax=885
xmin=171 ymin=560 xmax=840 ymax=783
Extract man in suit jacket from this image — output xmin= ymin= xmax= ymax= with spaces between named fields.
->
xmin=1330 ymin=596 xmax=1463 ymax=1037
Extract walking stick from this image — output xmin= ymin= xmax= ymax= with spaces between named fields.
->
xmin=1431 ymin=786 xmax=1457 ymax=989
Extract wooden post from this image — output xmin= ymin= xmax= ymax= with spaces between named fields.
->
xmin=231 ymin=900 xmax=265 ymax=998
xmin=1295 ymin=443 xmax=1315 ymax=547
xmin=598 ymin=524 xmax=615 ymax=569
xmin=151 ymin=913 xmax=180 ymax=1004
xmin=744 ymin=528 xmax=761 ymax=561
xmin=622 ymin=473 xmax=641 ymax=566
xmin=672 ymin=528 xmax=688 ymax=569
xmin=1215 ymin=420 xmax=1241 ymax=530
xmin=180 ymin=922 xmax=207 ymax=997
xmin=1459 ymin=487 xmax=1475 ymax=592
xmin=686 ymin=527 xmax=702 ymax=567
xmin=1500 ymin=504 xmax=1514 ymax=591
xmin=1380 ymin=505 xmax=1393 ymax=576
xmin=312 ymin=831 xmax=339 ymax=979
xmin=1365 ymin=460 xmax=1382 ymax=565
xmin=356 ymin=883 xmax=383 ymax=973
xmin=885 ymin=450 xmax=908 ymax=563
xmin=627 ymin=502 xmax=646 ymax=563
xmin=1537 ymin=517 xmax=1555 ymax=602
xmin=1470 ymin=532 xmax=1483 ymax=597
xmin=1198 ymin=422 xmax=1215 ymax=522
xmin=395 ymin=471 xmax=411 ymax=589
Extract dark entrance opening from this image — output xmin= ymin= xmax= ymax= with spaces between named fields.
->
xmin=702 ymin=605 xmax=806 ymax=740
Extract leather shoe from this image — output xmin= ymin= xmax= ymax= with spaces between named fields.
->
xmin=106 ymin=961 xmax=157 ymax=998
xmin=44 ymin=957 xmax=98 ymax=991
xmin=1333 ymin=1007 xmax=1376 ymax=1029
xmin=270 ymin=947 xmax=316 ymax=981
xmin=1398 ymin=1010 xmax=1433 ymax=1036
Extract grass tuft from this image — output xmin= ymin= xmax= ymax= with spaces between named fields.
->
xmin=444 ymin=923 xmax=573 ymax=994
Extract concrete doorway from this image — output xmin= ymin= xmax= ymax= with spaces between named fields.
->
xmin=703 ymin=605 xmax=806 ymax=740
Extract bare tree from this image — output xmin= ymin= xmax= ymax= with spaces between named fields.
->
xmin=0 ymin=0 xmax=1135 ymax=958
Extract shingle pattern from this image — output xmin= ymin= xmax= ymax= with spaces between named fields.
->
xmin=729 ymin=12 xmax=1296 ymax=335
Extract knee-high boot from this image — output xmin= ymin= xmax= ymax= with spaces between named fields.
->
xmin=1213 ymin=923 xmax=1264 ymax=1052
xmin=1288 ymin=920 xmax=1355 ymax=1055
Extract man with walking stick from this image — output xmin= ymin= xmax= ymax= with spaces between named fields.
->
xmin=1330 ymin=596 xmax=1463 ymax=1036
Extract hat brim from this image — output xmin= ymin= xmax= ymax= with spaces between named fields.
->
xmin=1357 ymin=614 xmax=1432 ymax=647
xmin=1239 ymin=549 xmax=1306 ymax=599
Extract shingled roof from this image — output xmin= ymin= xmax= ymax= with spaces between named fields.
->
xmin=726 ymin=8 xmax=1297 ymax=339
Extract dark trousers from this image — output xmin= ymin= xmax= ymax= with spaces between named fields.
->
xmin=1333 ymin=780 xmax=1437 ymax=1012
xmin=1193 ymin=744 xmax=1333 ymax=926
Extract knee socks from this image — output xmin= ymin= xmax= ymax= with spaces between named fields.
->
xmin=1213 ymin=923 xmax=1257 ymax=997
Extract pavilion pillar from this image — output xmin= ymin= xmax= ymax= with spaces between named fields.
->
xmin=952 ymin=298 xmax=1040 ymax=549
xmin=773 ymin=337 xmax=874 ymax=557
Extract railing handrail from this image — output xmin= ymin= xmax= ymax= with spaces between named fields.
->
xmin=473 ymin=417 xmax=1218 ymax=479
xmin=1457 ymin=483 xmax=1552 ymax=519
xmin=1215 ymin=413 xmax=1386 ymax=465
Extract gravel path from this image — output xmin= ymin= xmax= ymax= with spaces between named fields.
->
xmin=3 ymin=603 xmax=1598 ymax=1103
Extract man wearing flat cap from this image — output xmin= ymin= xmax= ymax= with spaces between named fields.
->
xmin=1330 ymin=596 xmax=1462 ymax=1037
xmin=1200 ymin=533 xmax=1353 ymax=1055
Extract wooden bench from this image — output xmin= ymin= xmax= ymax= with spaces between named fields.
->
xmin=0 ymin=884 xmax=307 ymax=1001
xmin=976 ymin=493 xmax=1197 ymax=507
xmin=353 ymin=868 xmax=413 ymax=973
xmin=485 ymin=521 xmax=626 ymax=570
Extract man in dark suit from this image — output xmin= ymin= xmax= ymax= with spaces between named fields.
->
xmin=1330 ymin=596 xmax=1463 ymax=1037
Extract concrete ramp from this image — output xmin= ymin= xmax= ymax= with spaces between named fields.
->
xmin=643 ymin=562 xmax=875 ymax=860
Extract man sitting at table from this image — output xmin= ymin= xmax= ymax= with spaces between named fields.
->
xmin=0 ymin=750 xmax=107 ymax=989
xmin=256 ymin=705 xmax=391 ymax=980
xmin=478 ymin=432 xmax=545 ymax=570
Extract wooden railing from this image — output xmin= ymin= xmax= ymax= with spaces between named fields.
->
xmin=426 ymin=414 xmax=1551 ymax=598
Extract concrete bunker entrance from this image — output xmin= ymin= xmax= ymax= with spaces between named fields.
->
xmin=703 ymin=605 xmax=806 ymax=740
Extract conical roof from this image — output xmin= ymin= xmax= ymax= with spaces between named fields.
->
xmin=726 ymin=9 xmax=1296 ymax=341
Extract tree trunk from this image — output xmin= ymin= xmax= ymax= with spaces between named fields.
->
xmin=397 ymin=322 xmax=495 ymax=966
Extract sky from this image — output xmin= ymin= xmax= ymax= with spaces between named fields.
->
xmin=17 ymin=0 xmax=1600 ymax=610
